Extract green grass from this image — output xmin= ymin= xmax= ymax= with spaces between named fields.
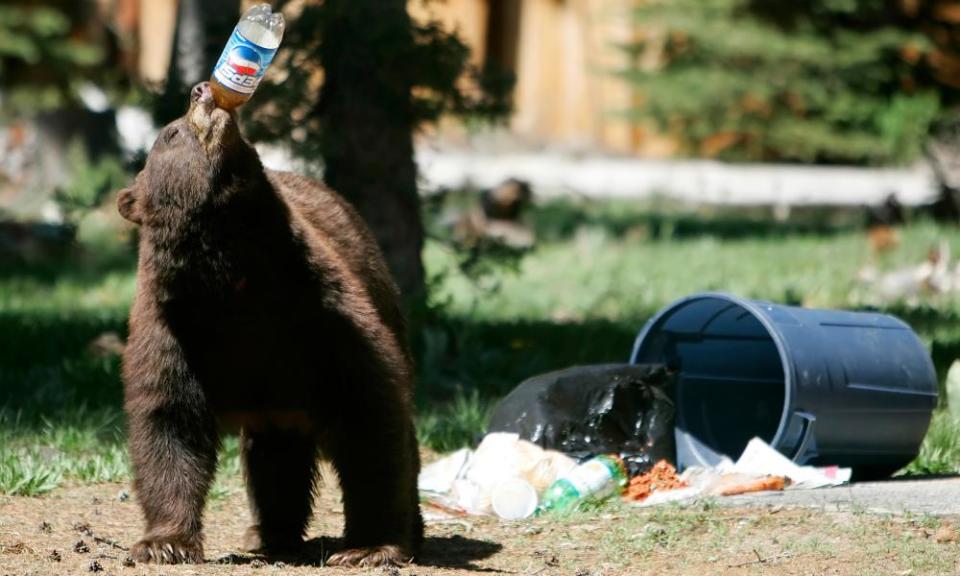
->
xmin=902 ymin=410 xmax=960 ymax=475
xmin=0 ymin=408 xmax=127 ymax=495
xmin=416 ymin=389 xmax=494 ymax=452
xmin=3 ymin=199 xmax=960 ymax=494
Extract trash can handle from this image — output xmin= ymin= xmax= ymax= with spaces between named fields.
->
xmin=788 ymin=411 xmax=817 ymax=464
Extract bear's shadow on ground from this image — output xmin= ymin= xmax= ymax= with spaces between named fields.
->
xmin=214 ymin=534 xmax=504 ymax=571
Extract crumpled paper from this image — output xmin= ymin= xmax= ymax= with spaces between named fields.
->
xmin=418 ymin=432 xmax=577 ymax=518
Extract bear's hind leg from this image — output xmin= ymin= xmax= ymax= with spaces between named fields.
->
xmin=325 ymin=399 xmax=422 ymax=567
xmin=241 ymin=428 xmax=318 ymax=555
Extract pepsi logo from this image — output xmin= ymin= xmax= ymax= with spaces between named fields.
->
xmin=227 ymin=45 xmax=262 ymax=77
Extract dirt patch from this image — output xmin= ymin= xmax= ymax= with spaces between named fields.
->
xmin=2 ymin=479 xmax=960 ymax=575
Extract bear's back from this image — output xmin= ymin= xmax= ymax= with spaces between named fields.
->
xmin=267 ymin=170 xmax=407 ymax=349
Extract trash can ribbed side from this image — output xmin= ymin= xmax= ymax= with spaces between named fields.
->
xmin=631 ymin=293 xmax=938 ymax=475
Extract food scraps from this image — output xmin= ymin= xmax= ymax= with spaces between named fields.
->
xmin=623 ymin=460 xmax=687 ymax=502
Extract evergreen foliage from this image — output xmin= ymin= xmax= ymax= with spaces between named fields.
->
xmin=54 ymin=140 xmax=128 ymax=225
xmin=623 ymin=0 xmax=946 ymax=165
xmin=0 ymin=4 xmax=105 ymax=116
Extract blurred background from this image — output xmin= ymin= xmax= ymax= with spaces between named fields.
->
xmin=3 ymin=0 xmax=960 ymax=495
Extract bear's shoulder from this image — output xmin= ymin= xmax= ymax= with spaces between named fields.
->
xmin=266 ymin=169 xmax=407 ymax=343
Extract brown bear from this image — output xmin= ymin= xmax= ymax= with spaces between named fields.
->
xmin=117 ymin=81 xmax=423 ymax=568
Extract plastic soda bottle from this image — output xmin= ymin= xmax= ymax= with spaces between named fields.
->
xmin=537 ymin=454 xmax=627 ymax=514
xmin=210 ymin=4 xmax=285 ymax=110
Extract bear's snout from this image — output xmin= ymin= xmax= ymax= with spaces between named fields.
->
xmin=185 ymin=82 xmax=233 ymax=153
xmin=191 ymin=82 xmax=213 ymax=105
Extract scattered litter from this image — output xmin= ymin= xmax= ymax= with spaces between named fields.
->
xmin=731 ymin=438 xmax=850 ymax=489
xmin=623 ymin=460 xmax=687 ymax=503
xmin=423 ymin=435 xmax=851 ymax=516
xmin=857 ymin=240 xmax=960 ymax=303
xmin=491 ymin=477 xmax=538 ymax=520
xmin=539 ymin=454 xmax=627 ymax=514
xmin=418 ymin=448 xmax=471 ymax=494
xmin=419 ymin=432 xmax=576 ymax=519
xmin=627 ymin=437 xmax=849 ymax=507
xmin=421 ymin=499 xmax=469 ymax=520
xmin=635 ymin=484 xmax=705 ymax=507
xmin=710 ymin=473 xmax=787 ymax=497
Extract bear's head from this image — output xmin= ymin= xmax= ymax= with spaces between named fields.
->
xmin=118 ymin=82 xmax=260 ymax=228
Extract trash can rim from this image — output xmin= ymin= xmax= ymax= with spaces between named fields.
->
xmin=629 ymin=292 xmax=795 ymax=455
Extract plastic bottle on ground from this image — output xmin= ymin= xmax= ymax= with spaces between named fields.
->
xmin=210 ymin=4 xmax=285 ymax=109
xmin=537 ymin=454 xmax=628 ymax=514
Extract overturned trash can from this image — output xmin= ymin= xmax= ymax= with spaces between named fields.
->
xmin=631 ymin=292 xmax=938 ymax=477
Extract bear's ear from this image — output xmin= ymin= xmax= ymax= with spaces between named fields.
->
xmin=117 ymin=173 xmax=144 ymax=225
xmin=117 ymin=171 xmax=146 ymax=225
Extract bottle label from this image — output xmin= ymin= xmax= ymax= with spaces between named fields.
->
xmin=564 ymin=459 xmax=616 ymax=500
xmin=212 ymin=29 xmax=277 ymax=95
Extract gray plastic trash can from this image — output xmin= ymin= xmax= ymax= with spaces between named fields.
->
xmin=630 ymin=293 xmax=938 ymax=476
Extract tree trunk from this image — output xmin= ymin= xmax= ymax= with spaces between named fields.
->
xmin=316 ymin=0 xmax=426 ymax=303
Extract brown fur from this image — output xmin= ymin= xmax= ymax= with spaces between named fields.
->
xmin=119 ymin=83 xmax=422 ymax=567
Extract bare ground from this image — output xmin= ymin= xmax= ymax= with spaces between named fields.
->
xmin=2 ymin=477 xmax=960 ymax=576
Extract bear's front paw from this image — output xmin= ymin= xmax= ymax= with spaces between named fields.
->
xmin=131 ymin=535 xmax=204 ymax=564
xmin=327 ymin=545 xmax=409 ymax=567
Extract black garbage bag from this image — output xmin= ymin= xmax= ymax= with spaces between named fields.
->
xmin=487 ymin=364 xmax=675 ymax=474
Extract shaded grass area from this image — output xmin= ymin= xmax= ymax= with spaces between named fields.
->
xmin=0 ymin=254 xmax=134 ymax=495
xmin=2 ymin=200 xmax=960 ymax=495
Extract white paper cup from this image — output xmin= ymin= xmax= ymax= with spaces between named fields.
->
xmin=491 ymin=478 xmax=538 ymax=520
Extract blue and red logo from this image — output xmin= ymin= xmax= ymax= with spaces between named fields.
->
xmin=212 ymin=30 xmax=277 ymax=95
xmin=227 ymin=45 xmax=261 ymax=77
